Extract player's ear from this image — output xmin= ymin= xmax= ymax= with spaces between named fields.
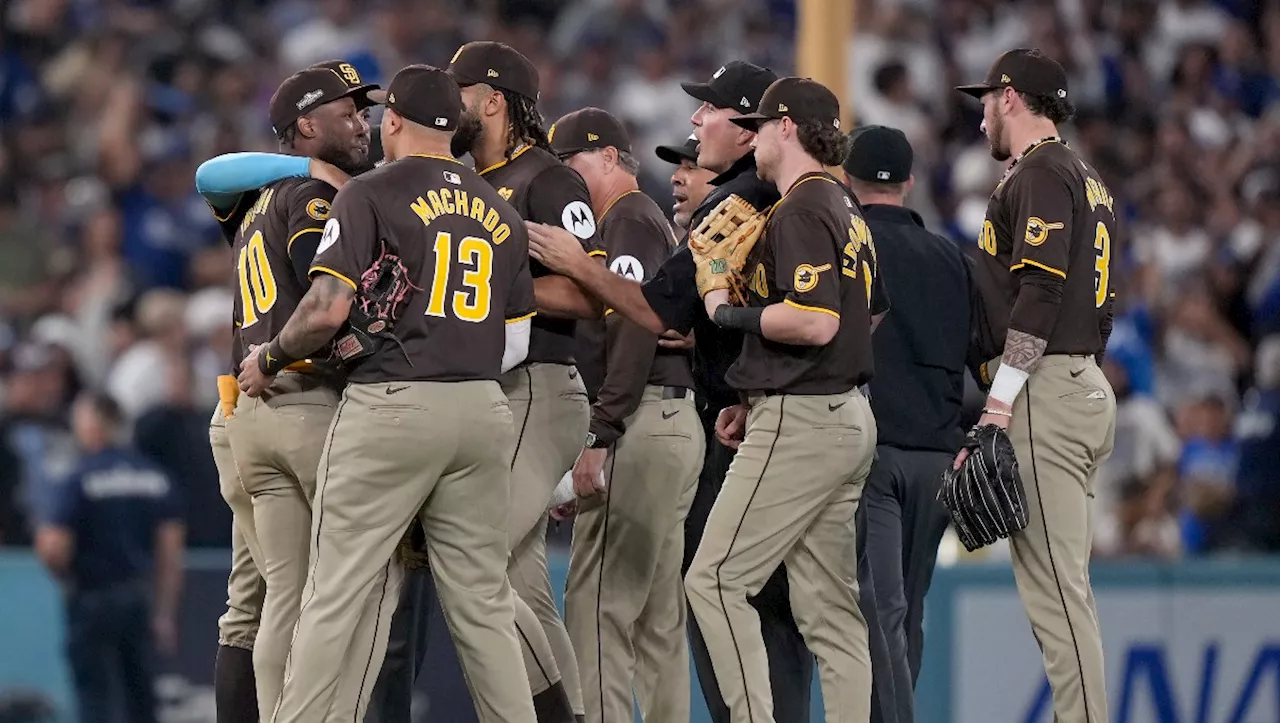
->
xmin=295 ymin=113 xmax=319 ymax=141
xmin=483 ymin=88 xmax=505 ymax=119
xmin=383 ymin=109 xmax=402 ymax=136
xmin=905 ymin=174 xmax=916 ymax=195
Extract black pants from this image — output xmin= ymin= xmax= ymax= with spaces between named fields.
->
xmin=860 ymin=445 xmax=953 ymax=723
xmin=66 ymin=583 xmax=157 ymax=723
xmin=684 ymin=405 xmax=813 ymax=723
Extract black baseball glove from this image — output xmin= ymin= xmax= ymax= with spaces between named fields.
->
xmin=398 ymin=518 xmax=431 ymax=571
xmin=331 ymin=239 xmax=422 ymax=367
xmin=939 ymin=424 xmax=1030 ymax=552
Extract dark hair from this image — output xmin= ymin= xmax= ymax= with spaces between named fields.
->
xmin=872 ymin=61 xmax=909 ymax=96
xmin=1018 ymin=92 xmax=1076 ymax=125
xmin=501 ymin=88 xmax=551 ymax=154
xmin=796 ymin=120 xmax=849 ymax=168
xmin=78 ymin=390 xmax=123 ymax=427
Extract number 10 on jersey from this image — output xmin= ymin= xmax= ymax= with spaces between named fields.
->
xmin=425 ymin=231 xmax=493 ymax=322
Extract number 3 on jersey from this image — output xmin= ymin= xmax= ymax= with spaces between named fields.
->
xmin=425 ymin=231 xmax=493 ymax=322
xmin=237 ymin=230 xmax=277 ymax=328
xmin=1093 ymin=221 xmax=1110 ymax=308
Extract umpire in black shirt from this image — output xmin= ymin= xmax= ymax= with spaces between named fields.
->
xmin=526 ymin=61 xmax=816 ymax=723
xmin=842 ymin=126 xmax=972 ymax=723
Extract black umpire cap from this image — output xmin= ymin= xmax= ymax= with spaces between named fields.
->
xmin=447 ymin=41 xmax=540 ymax=101
xmin=681 ymin=61 xmax=778 ymax=114
xmin=844 ymin=125 xmax=913 ymax=183
xmin=366 ymin=65 xmax=463 ymax=132
xmin=269 ymin=68 xmax=370 ymax=138
xmin=730 ymin=77 xmax=842 ymax=132
xmin=956 ymin=48 xmax=1069 ymax=100
xmin=308 ymin=59 xmax=380 ymax=109
xmin=655 ymin=132 xmax=699 ymax=165
xmin=549 ymin=107 xmax=631 ymax=158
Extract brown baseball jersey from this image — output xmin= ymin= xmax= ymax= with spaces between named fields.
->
xmin=726 ymin=172 xmax=889 ymax=395
xmin=588 ymin=190 xmax=695 ymax=445
xmin=309 ymin=154 xmax=536 ymax=383
xmin=478 ymin=145 xmax=602 ymax=365
xmin=971 ymin=139 xmax=1118 ymax=362
xmin=215 ymin=179 xmax=337 ymax=371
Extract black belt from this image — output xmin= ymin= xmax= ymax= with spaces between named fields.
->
xmin=662 ymin=386 xmax=691 ymax=399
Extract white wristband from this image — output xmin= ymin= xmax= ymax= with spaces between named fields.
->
xmin=988 ymin=364 xmax=1029 ymax=406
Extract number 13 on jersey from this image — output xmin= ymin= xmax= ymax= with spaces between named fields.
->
xmin=425 ymin=231 xmax=493 ymax=322
xmin=1093 ymin=221 xmax=1110 ymax=308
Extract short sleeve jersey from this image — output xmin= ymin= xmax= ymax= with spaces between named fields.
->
xmin=726 ymin=172 xmax=888 ymax=394
xmin=972 ymin=140 xmax=1119 ymax=360
xmin=309 ymin=154 xmax=536 ymax=383
xmin=217 ymin=178 xmax=337 ymax=372
xmin=478 ymin=145 xmax=602 ymax=365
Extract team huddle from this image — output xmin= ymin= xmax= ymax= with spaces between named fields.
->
xmin=195 ymin=40 xmax=1120 ymax=723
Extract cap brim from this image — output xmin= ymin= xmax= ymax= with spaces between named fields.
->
xmin=347 ymin=84 xmax=381 ymax=109
xmin=955 ymin=83 xmax=996 ymax=98
xmin=655 ymin=144 xmax=697 ymax=164
xmin=728 ymin=113 xmax=770 ymax=130
xmin=681 ymin=81 xmax=730 ymax=109
xmin=444 ymin=68 xmax=477 ymax=88
xmin=366 ymin=89 xmax=389 ymax=105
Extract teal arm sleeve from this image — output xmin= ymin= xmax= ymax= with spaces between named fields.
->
xmin=194 ymin=153 xmax=311 ymax=209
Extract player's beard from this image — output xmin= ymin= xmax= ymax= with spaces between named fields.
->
xmin=986 ymin=107 xmax=1011 ymax=162
xmin=317 ymin=133 xmax=369 ymax=175
xmin=452 ymin=110 xmax=483 ymax=159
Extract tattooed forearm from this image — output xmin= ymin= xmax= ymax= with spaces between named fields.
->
xmin=279 ymin=275 xmax=354 ymax=358
xmin=1001 ymin=329 xmax=1048 ymax=374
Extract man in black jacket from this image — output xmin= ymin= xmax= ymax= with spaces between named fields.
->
xmin=842 ymin=126 xmax=972 ymax=723
xmin=526 ymin=61 xmax=817 ymax=723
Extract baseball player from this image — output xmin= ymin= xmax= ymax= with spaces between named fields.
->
xmin=840 ymin=126 xmax=973 ymax=723
xmin=195 ymin=63 xmax=375 ymax=719
xmin=444 ymin=39 xmax=603 ymax=719
xmin=547 ymin=108 xmax=704 ymax=723
xmin=686 ymin=77 xmax=887 ymax=723
xmin=655 ymin=133 xmax=718 ymax=232
xmin=526 ymin=62 xmax=819 ymax=723
xmin=239 ymin=64 xmax=537 ymax=722
xmin=956 ymin=48 xmax=1118 ymax=723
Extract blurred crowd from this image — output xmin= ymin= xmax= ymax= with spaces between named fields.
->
xmin=0 ymin=0 xmax=1277 ymax=558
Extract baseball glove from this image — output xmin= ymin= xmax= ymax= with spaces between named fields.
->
xmin=398 ymin=518 xmax=431 ymax=570
xmin=688 ymin=194 xmax=766 ymax=302
xmin=332 ymin=239 xmax=422 ymax=367
xmin=938 ymin=424 xmax=1030 ymax=552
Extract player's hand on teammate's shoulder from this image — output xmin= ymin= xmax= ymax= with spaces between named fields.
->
xmin=308 ymin=158 xmax=353 ymax=190
xmin=715 ymin=404 xmax=749 ymax=449
xmin=526 ymin=221 xmax=589 ymax=274
xmin=237 ymin=344 xmax=275 ymax=398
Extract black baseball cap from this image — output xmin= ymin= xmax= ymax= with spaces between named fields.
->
xmin=681 ymin=61 xmax=778 ymax=114
xmin=549 ymin=107 xmax=631 ymax=158
xmin=655 ymin=132 xmax=699 ymax=165
xmin=956 ymin=48 xmax=1069 ymax=100
xmin=308 ymin=59 xmax=380 ymax=109
xmin=269 ymin=68 xmax=368 ymax=137
xmin=366 ymin=65 xmax=463 ymax=132
xmin=730 ymin=77 xmax=842 ymax=132
xmin=843 ymin=125 xmax=913 ymax=183
xmin=446 ymin=41 xmax=540 ymax=101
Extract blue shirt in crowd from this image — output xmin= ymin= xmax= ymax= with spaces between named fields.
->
xmin=46 ymin=447 xmax=182 ymax=591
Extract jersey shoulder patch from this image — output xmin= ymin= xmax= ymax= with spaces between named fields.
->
xmin=306 ymin=197 xmax=331 ymax=220
xmin=609 ymin=254 xmax=645 ymax=282
xmin=561 ymin=200 xmax=597 ymax=240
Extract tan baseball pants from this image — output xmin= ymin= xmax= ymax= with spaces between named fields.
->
xmin=209 ymin=404 xmax=264 ymax=651
xmin=686 ymin=391 xmax=877 ymax=723
xmin=225 ymin=372 xmax=339 ymax=717
xmin=501 ymin=361 xmax=591 ymax=710
xmin=271 ymin=380 xmax=535 ymax=723
xmin=564 ymin=386 xmax=704 ymax=723
xmin=994 ymin=354 xmax=1117 ymax=723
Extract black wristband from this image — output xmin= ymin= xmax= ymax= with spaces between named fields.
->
xmin=712 ymin=304 xmax=764 ymax=335
xmin=258 ymin=336 xmax=300 ymax=375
